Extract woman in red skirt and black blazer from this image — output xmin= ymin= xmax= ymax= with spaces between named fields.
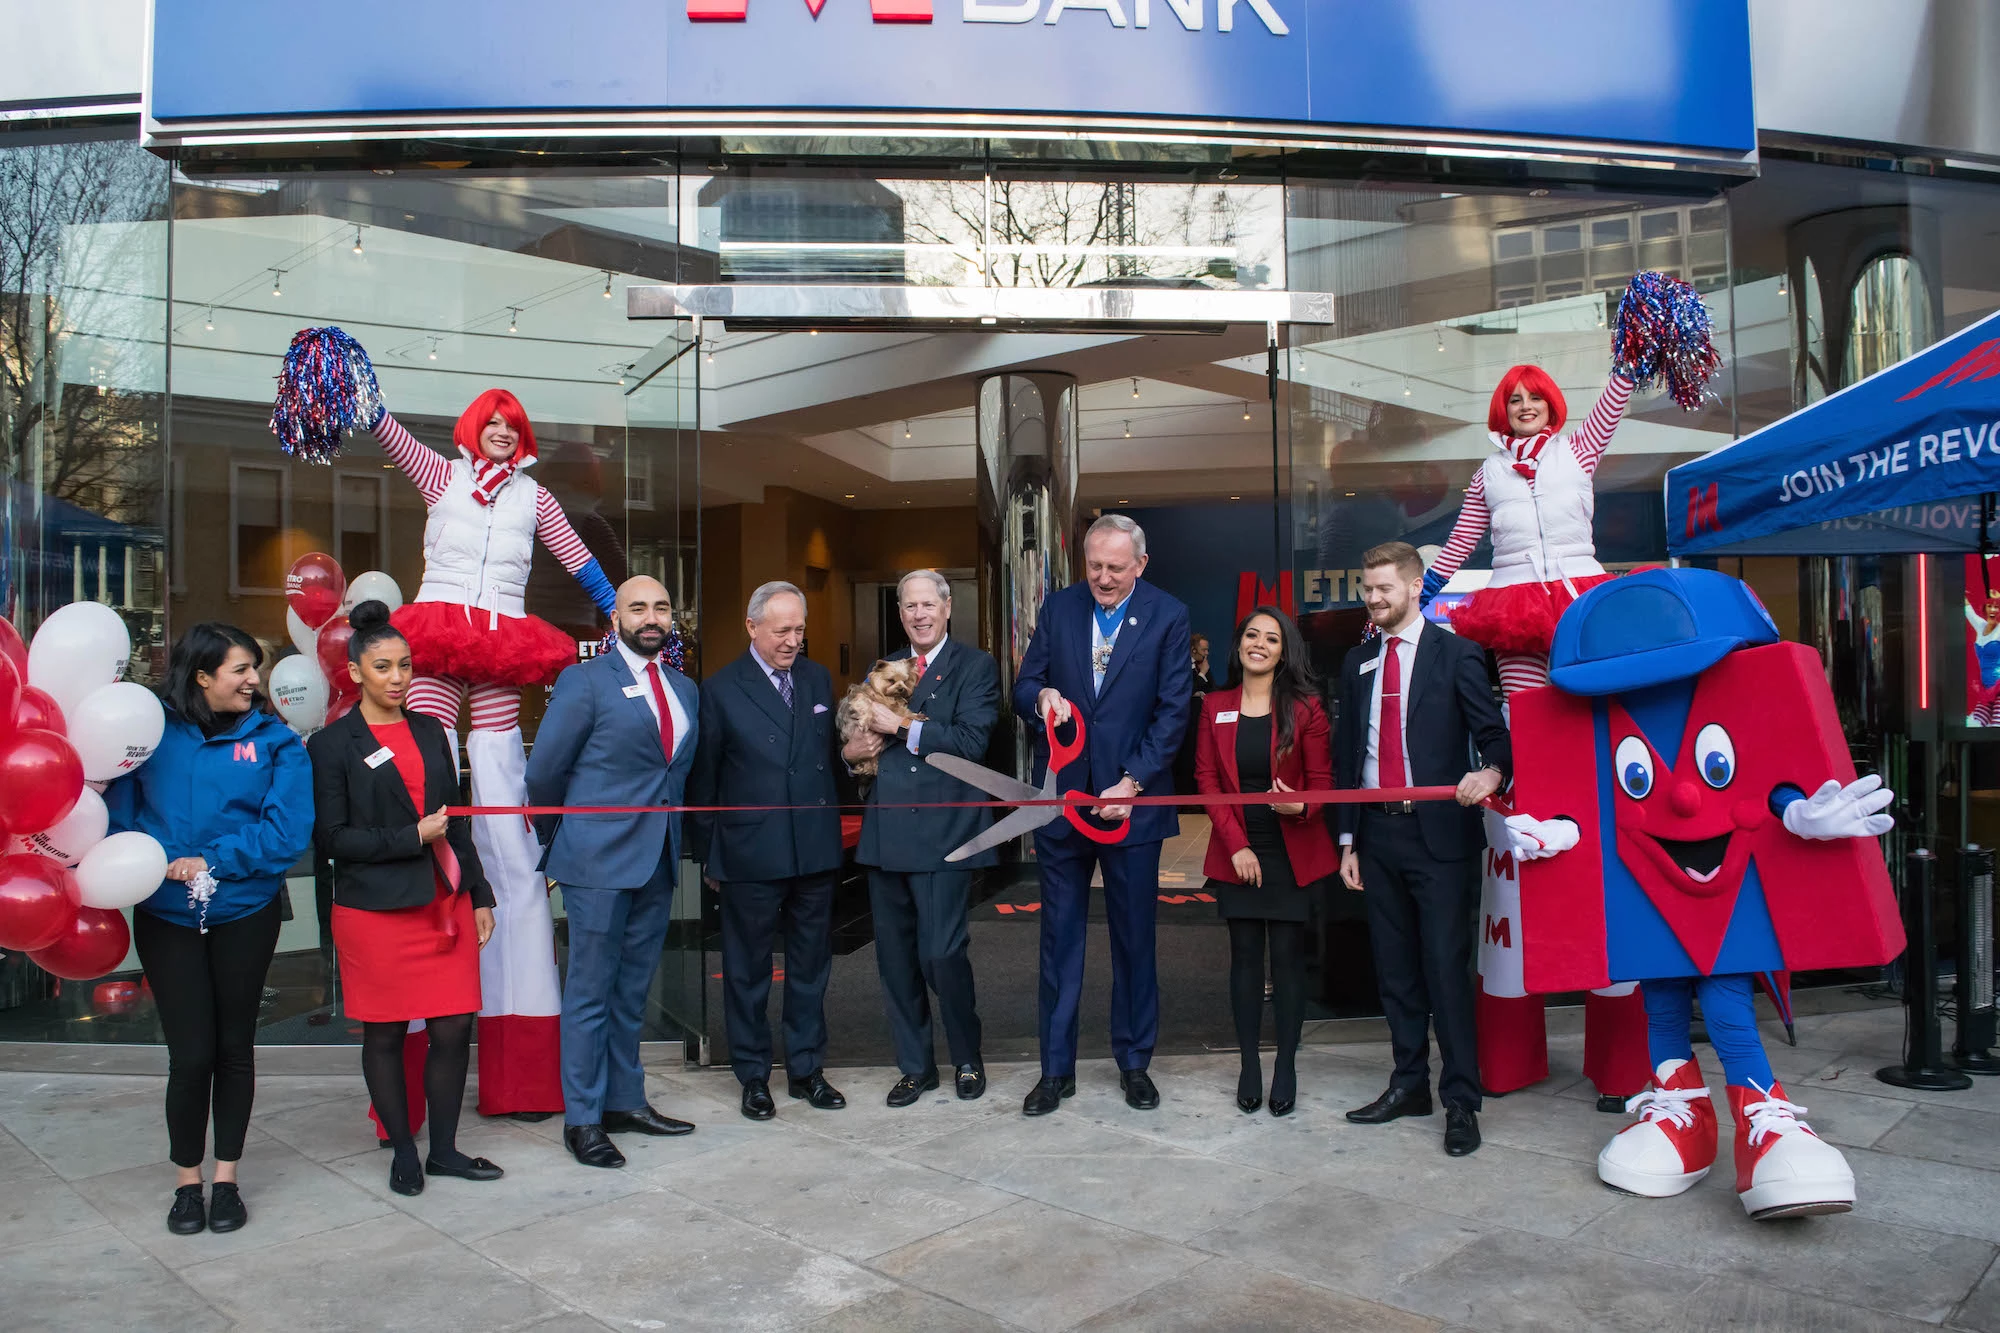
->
xmin=1195 ymin=606 xmax=1338 ymax=1118
xmin=307 ymin=600 xmax=503 ymax=1196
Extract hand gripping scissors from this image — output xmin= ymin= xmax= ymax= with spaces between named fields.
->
xmin=925 ymin=703 xmax=1128 ymax=863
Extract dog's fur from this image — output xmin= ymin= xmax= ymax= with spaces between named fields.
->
xmin=837 ymin=657 xmax=927 ymax=777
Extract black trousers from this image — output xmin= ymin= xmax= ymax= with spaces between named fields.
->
xmin=868 ymin=869 xmax=982 ymax=1075
xmin=132 ymin=899 xmax=283 ymax=1167
xmin=719 ymin=872 xmax=836 ymax=1084
xmin=1357 ymin=809 xmax=1481 ymax=1109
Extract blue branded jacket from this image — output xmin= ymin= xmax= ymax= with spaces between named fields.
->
xmin=103 ymin=706 xmax=315 ymax=929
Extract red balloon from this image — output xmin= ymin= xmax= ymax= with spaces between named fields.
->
xmin=0 ymin=617 xmax=26 ymax=677
xmin=325 ymin=693 xmax=357 ymax=726
xmin=15 ymin=686 xmax=65 ymax=735
xmin=92 ymin=979 xmax=141 ymax=1016
xmin=286 ymin=552 xmax=346 ymax=631
xmin=0 ymin=655 xmax=21 ymax=741
xmin=0 ymin=853 xmax=80 ymax=951
xmin=30 ymin=905 xmax=130 ymax=981
xmin=316 ymin=616 xmax=355 ymax=696
xmin=0 ymin=729 xmax=83 ymax=837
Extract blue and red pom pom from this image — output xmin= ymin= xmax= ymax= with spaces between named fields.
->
xmin=270 ymin=326 xmax=384 ymax=464
xmin=1612 ymin=272 xmax=1722 ymax=411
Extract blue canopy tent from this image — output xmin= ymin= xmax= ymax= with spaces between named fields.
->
xmin=1667 ymin=306 xmax=2000 ymax=557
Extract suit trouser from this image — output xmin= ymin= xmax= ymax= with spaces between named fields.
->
xmin=1358 ymin=808 xmax=1482 ymax=1109
xmin=559 ymin=855 xmax=676 ymax=1127
xmin=720 ymin=872 xmax=836 ymax=1084
xmin=1035 ymin=832 xmax=1161 ymax=1077
xmin=868 ymin=869 xmax=982 ymax=1075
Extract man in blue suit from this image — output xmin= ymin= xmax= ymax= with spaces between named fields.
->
xmin=1013 ymin=514 xmax=1192 ymax=1115
xmin=525 ymin=576 xmax=700 ymax=1169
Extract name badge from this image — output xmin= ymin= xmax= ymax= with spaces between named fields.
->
xmin=622 ymin=684 xmax=647 ymax=699
xmin=1215 ymin=710 xmax=1240 ymax=724
xmin=364 ymin=746 xmax=395 ymax=769
xmin=1360 ymin=658 xmax=1380 ymax=675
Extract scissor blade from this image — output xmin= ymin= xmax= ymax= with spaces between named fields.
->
xmin=945 ymin=802 xmax=1058 ymax=863
xmin=926 ymin=753 xmax=1043 ymax=804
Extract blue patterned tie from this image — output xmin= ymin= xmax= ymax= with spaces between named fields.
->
xmin=773 ymin=668 xmax=794 ymax=708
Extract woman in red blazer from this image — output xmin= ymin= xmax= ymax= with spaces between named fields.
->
xmin=1196 ymin=606 xmax=1338 ymax=1117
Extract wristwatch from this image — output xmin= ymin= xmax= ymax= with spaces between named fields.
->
xmin=1123 ymin=773 xmax=1143 ymax=792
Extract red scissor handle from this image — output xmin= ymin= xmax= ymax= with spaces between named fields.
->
xmin=1044 ymin=702 xmax=1131 ymax=844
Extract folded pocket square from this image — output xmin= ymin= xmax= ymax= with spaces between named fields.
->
xmin=813 ymin=703 xmax=829 ymax=713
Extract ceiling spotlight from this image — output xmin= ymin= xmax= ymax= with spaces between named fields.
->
xmin=507 ymin=308 xmax=519 ymax=334
xmin=1241 ymin=402 xmax=1251 ymax=421
xmin=602 ymin=271 xmax=613 ymax=299
xmin=843 ymin=493 xmax=856 ymax=499
xmin=427 ymin=338 xmax=439 ymax=361
xmin=1778 ymin=275 xmax=1788 ymax=296
xmin=904 ymin=421 xmax=912 ymax=439
xmin=1123 ymin=420 xmax=1132 ymax=438
xmin=1228 ymin=495 xmax=1241 ymax=501
xmin=203 ymin=309 xmax=214 ymax=331
xmin=1130 ymin=378 xmax=1140 ymax=399
xmin=352 ymin=226 xmax=364 ymax=255
xmin=809 ymin=329 xmax=818 ymax=336
xmin=1436 ymin=325 xmax=1445 ymax=352
xmin=1403 ymin=377 xmax=1412 ymax=397
xmin=270 ymin=269 xmax=283 ymax=296
xmin=704 ymin=343 xmax=715 ymax=364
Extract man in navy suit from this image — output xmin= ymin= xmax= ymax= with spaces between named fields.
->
xmin=688 ymin=581 xmax=848 ymax=1122
xmin=1013 ymin=514 xmax=1192 ymax=1115
xmin=525 ymin=576 xmax=700 ymax=1170
xmin=845 ymin=570 xmax=998 ymax=1106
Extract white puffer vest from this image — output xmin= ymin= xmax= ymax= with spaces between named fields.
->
xmin=414 ymin=457 xmax=540 ymax=620
xmin=1480 ymin=434 xmax=1603 ymax=590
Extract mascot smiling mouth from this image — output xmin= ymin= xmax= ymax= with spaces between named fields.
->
xmin=1650 ymin=832 xmax=1732 ymax=884
xmin=1618 ymin=823 xmax=1748 ymax=901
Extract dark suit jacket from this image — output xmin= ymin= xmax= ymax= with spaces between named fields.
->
xmin=857 ymin=637 xmax=1000 ymax=873
xmin=1011 ymin=579 xmax=1193 ymax=846
xmin=687 ymin=650 xmax=844 ymax=883
xmin=1334 ymin=624 xmax=1511 ymax=862
xmin=307 ymin=706 xmax=492 ymax=912
xmin=523 ymin=649 xmax=699 ymax=891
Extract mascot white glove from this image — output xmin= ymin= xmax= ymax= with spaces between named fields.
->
xmin=1498 ymin=813 xmax=1580 ymax=860
xmin=1782 ymin=774 xmax=1895 ymax=841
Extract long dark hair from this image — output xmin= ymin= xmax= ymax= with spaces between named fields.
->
xmin=1223 ymin=605 xmax=1317 ymax=760
xmin=162 ymin=622 xmax=266 ymax=737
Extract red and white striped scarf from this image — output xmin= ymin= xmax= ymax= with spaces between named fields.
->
xmin=1504 ymin=431 xmax=1554 ymax=481
xmin=464 ymin=451 xmax=521 ymax=507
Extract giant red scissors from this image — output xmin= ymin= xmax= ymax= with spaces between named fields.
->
xmin=925 ymin=701 xmax=1126 ymax=863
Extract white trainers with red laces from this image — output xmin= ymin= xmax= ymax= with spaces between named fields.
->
xmin=1596 ymin=1056 xmax=1719 ymax=1197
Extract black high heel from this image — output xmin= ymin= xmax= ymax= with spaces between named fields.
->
xmin=1236 ymin=1066 xmax=1263 ymax=1114
xmin=1269 ymin=1061 xmax=1296 ymax=1117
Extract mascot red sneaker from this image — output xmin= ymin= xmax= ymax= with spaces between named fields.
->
xmin=1596 ymin=1055 xmax=1718 ymax=1197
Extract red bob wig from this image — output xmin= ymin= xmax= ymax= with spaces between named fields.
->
xmin=1487 ymin=365 xmax=1567 ymax=437
xmin=453 ymin=388 xmax=538 ymax=463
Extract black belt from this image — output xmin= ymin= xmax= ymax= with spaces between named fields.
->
xmin=1361 ymin=800 xmax=1416 ymax=816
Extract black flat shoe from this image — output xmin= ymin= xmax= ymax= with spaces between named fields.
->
xmin=787 ymin=1071 xmax=847 ymax=1110
xmin=389 ymin=1156 xmax=426 ymax=1196
xmin=1346 ymin=1085 xmax=1433 ymax=1124
xmin=1022 ymin=1075 xmax=1076 ymax=1116
xmin=955 ymin=1063 xmax=987 ymax=1101
xmin=1597 ymin=1093 xmax=1630 ymax=1113
xmin=741 ymin=1079 xmax=776 ymax=1121
xmin=887 ymin=1070 xmax=939 ymax=1107
xmin=1444 ymin=1103 xmax=1482 ymax=1157
xmin=604 ymin=1105 xmax=696 ymax=1136
xmin=1120 ymin=1068 xmax=1160 ymax=1111
xmin=426 ymin=1155 xmax=504 ymax=1182
xmin=167 ymin=1184 xmax=205 ymax=1235
xmin=1237 ymin=1066 xmax=1262 ymax=1114
xmin=562 ymin=1124 xmax=626 ymax=1169
xmin=206 ymin=1181 xmax=247 ymax=1233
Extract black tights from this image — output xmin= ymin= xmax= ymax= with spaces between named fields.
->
xmin=1229 ymin=918 xmax=1306 ymax=1102
xmin=361 ymin=1014 xmax=474 ymax=1169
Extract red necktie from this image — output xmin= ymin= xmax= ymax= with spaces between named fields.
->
xmin=645 ymin=661 xmax=676 ymax=760
xmin=913 ymin=653 xmax=928 ymax=678
xmin=1379 ymin=635 xmax=1407 ymax=789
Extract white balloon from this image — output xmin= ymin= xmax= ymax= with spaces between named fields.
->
xmin=286 ymin=607 xmax=320 ymax=658
xmin=27 ymin=601 xmax=132 ymax=719
xmin=75 ymin=830 xmax=168 ymax=911
xmin=12 ymin=785 xmax=108 ymax=867
xmin=269 ymin=653 xmax=330 ymax=734
xmin=68 ymin=682 xmax=166 ymax=782
xmin=340 ymin=571 xmax=404 ymax=615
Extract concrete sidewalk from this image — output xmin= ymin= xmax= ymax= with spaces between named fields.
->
xmin=2 ymin=1003 xmax=1997 ymax=1331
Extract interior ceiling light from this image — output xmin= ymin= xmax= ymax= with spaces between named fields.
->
xmin=352 ymin=226 xmax=364 ymax=255
xmin=203 ymin=309 xmax=214 ymax=331
xmin=602 ymin=271 xmax=613 ymax=299
xmin=1436 ymin=326 xmax=1445 ymax=352
xmin=904 ymin=421 xmax=912 ymax=439
xmin=1131 ymin=378 xmax=1140 ymax=399
xmin=270 ymin=269 xmax=283 ymax=296
xmin=1241 ymin=402 xmax=1251 ymax=420
xmin=426 ymin=338 xmax=438 ymax=361
xmin=1123 ymin=420 xmax=1132 ymax=438
xmin=507 ymin=309 xmax=519 ymax=334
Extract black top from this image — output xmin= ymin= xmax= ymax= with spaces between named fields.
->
xmin=1209 ymin=711 xmax=1308 ymax=920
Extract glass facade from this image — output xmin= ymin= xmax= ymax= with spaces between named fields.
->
xmin=2 ymin=120 xmax=1991 ymax=1050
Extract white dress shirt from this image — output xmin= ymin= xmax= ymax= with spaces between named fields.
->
xmin=1340 ymin=614 xmax=1423 ymax=847
xmin=616 ymin=638 xmax=690 ymax=758
xmin=902 ymin=633 xmax=946 ymax=754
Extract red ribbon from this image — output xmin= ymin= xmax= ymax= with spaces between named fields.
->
xmin=444 ymin=785 xmax=1483 ymax=817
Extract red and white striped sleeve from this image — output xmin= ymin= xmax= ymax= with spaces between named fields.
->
xmin=1428 ymin=471 xmax=1490 ymax=585
xmin=1569 ymin=374 xmax=1634 ymax=475
xmin=533 ymin=487 xmax=595 ymax=574
xmin=371 ymin=413 xmax=453 ymax=505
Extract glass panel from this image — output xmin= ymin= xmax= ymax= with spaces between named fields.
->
xmin=1844 ymin=253 xmax=1936 ymax=386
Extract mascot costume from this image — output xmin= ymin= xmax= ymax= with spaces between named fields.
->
xmin=1497 ymin=568 xmax=1901 ymax=1218
xmin=273 ymin=329 xmax=619 ymax=1116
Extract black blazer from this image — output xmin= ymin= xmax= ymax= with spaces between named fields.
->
xmin=856 ymin=638 xmax=1001 ymax=873
xmin=306 ymin=707 xmax=492 ymax=912
xmin=1334 ymin=624 xmax=1511 ymax=862
xmin=687 ymin=651 xmax=845 ymax=883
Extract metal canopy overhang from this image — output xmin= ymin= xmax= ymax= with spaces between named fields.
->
xmin=625 ymin=284 xmax=1335 ymax=333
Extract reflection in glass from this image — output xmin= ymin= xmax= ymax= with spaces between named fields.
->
xmin=1844 ymin=253 xmax=1935 ymax=386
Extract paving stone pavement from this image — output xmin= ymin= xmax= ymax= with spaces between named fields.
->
xmin=4 ymin=1003 xmax=1998 ymax=1332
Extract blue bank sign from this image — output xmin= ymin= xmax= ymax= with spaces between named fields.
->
xmin=147 ymin=0 xmax=1754 ymax=156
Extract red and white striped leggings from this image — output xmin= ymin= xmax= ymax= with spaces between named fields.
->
xmin=1495 ymin=652 xmax=1549 ymax=697
xmin=403 ymin=676 xmax=521 ymax=732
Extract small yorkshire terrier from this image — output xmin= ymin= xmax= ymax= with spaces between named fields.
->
xmin=838 ymin=657 xmax=927 ymax=777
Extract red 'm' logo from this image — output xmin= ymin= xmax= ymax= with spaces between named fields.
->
xmin=1233 ymin=571 xmax=1297 ymax=626
xmin=689 ymin=0 xmax=933 ymax=20
xmin=1483 ymin=915 xmax=1512 ymax=948
xmin=1685 ymin=483 xmax=1720 ymax=539
xmin=1897 ymin=338 xmax=2000 ymax=401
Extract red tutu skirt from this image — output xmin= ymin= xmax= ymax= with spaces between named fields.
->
xmin=1449 ymin=573 xmax=1616 ymax=655
xmin=334 ymin=886 xmax=481 ymax=1022
xmin=392 ymin=600 xmax=577 ymax=687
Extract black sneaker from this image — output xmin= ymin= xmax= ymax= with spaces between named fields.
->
xmin=167 ymin=1184 xmax=205 ymax=1235
xmin=207 ymin=1181 xmax=247 ymax=1232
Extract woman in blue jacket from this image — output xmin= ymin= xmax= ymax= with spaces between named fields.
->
xmin=104 ymin=622 xmax=313 ymax=1237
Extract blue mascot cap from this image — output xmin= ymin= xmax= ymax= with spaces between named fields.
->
xmin=1549 ymin=567 xmax=1779 ymax=696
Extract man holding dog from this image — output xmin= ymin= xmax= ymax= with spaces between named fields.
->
xmin=843 ymin=570 xmax=999 ymax=1106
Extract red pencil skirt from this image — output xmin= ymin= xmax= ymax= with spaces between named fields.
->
xmin=333 ymin=887 xmax=482 ymax=1022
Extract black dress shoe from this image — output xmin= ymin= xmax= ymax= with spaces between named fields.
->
xmin=887 ymin=1070 xmax=939 ymax=1107
xmin=1120 ymin=1068 xmax=1160 ymax=1110
xmin=1596 ymin=1093 xmax=1630 ymax=1113
xmin=741 ymin=1080 xmax=776 ymax=1121
xmin=389 ymin=1155 xmax=426 ymax=1195
xmin=206 ymin=1181 xmax=247 ymax=1233
xmin=605 ymin=1105 xmax=696 ymax=1136
xmin=167 ymin=1184 xmax=205 ymax=1235
xmin=955 ymin=1063 xmax=986 ymax=1101
xmin=506 ymin=1110 xmax=556 ymax=1123
xmin=1021 ymin=1075 xmax=1076 ymax=1116
xmin=426 ymin=1154 xmax=505 ymax=1181
xmin=1444 ymin=1103 xmax=1482 ymax=1156
xmin=788 ymin=1071 xmax=847 ymax=1110
xmin=563 ymin=1124 xmax=627 ymax=1169
xmin=1346 ymin=1085 xmax=1434 ymax=1124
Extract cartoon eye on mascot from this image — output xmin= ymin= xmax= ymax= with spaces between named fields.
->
xmin=1495 ymin=568 xmax=1902 ymax=1219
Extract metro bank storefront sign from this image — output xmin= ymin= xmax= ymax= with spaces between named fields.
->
xmin=147 ymin=0 xmax=1753 ymax=155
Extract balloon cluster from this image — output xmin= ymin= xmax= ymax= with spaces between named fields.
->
xmin=269 ymin=327 xmax=384 ymax=464
xmin=271 ymin=552 xmax=404 ymax=735
xmin=1610 ymin=271 xmax=1723 ymax=411
xmin=0 ymin=603 xmax=172 ymax=980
